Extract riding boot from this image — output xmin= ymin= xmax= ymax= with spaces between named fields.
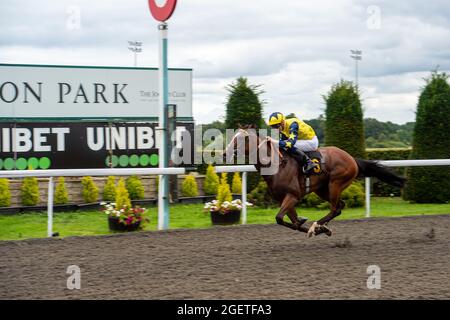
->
xmin=291 ymin=148 xmax=318 ymax=174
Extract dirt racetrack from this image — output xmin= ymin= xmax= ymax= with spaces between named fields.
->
xmin=0 ymin=214 xmax=449 ymax=300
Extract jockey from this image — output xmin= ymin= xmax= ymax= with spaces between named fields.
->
xmin=268 ymin=112 xmax=319 ymax=174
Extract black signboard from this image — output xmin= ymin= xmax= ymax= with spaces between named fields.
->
xmin=0 ymin=121 xmax=194 ymax=170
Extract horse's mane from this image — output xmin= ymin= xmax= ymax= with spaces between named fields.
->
xmin=238 ymin=123 xmax=257 ymax=130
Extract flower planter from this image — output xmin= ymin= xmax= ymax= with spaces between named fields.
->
xmin=210 ymin=210 xmax=241 ymax=225
xmin=108 ymin=216 xmax=141 ymax=232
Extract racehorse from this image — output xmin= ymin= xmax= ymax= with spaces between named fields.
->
xmin=224 ymin=125 xmax=406 ymax=237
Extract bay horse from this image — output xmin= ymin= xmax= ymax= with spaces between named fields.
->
xmin=224 ymin=125 xmax=406 ymax=237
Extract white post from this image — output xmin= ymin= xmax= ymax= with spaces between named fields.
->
xmin=157 ymin=22 xmax=170 ymax=230
xmin=47 ymin=177 xmax=54 ymax=237
xmin=365 ymin=177 xmax=371 ymax=218
xmin=242 ymin=172 xmax=248 ymax=224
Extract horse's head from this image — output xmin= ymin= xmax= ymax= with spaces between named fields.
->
xmin=223 ymin=124 xmax=259 ymax=163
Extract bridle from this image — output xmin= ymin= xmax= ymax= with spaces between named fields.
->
xmin=226 ymin=129 xmax=283 ymax=165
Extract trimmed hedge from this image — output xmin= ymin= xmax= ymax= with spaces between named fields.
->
xmin=54 ymin=177 xmax=69 ymax=205
xmin=0 ymin=179 xmax=11 ymax=207
xmin=301 ymin=192 xmax=326 ymax=208
xmin=300 ymin=182 xmax=365 ymax=208
xmin=181 ymin=174 xmax=199 ymax=197
xmin=116 ymin=178 xmax=131 ymax=209
xmin=341 ymin=182 xmax=365 ymax=208
xmin=217 ymin=173 xmax=232 ymax=205
xmin=103 ymin=176 xmax=117 ymax=202
xmin=248 ymin=181 xmax=276 ymax=208
xmin=231 ymin=172 xmax=242 ymax=194
xmin=81 ymin=176 xmax=99 ymax=203
xmin=126 ymin=176 xmax=145 ymax=200
xmin=20 ymin=177 xmax=40 ymax=206
xmin=366 ymin=148 xmax=412 ymax=161
xmin=204 ymin=164 xmax=219 ymax=196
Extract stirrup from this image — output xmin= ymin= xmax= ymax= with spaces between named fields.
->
xmin=303 ymin=162 xmax=318 ymax=174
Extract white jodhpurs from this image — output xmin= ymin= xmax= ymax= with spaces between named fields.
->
xmin=294 ymin=136 xmax=319 ymax=152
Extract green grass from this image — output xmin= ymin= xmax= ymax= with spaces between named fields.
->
xmin=0 ymin=197 xmax=449 ymax=241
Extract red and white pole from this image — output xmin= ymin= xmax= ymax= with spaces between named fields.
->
xmin=147 ymin=0 xmax=178 ymax=230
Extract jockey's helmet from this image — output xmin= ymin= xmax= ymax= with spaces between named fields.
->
xmin=268 ymin=112 xmax=285 ymax=127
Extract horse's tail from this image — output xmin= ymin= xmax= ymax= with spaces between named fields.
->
xmin=355 ymin=158 xmax=406 ymax=188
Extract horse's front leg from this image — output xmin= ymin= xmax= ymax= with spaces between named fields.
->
xmin=287 ymin=207 xmax=308 ymax=233
xmin=275 ymin=194 xmax=307 ymax=233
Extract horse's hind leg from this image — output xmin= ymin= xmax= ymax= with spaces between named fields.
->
xmin=309 ymin=202 xmax=344 ymax=237
xmin=307 ymin=182 xmax=348 ymax=237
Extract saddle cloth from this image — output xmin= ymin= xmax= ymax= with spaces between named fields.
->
xmin=305 ymin=150 xmax=325 ymax=175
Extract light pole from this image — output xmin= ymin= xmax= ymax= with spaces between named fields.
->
xmin=128 ymin=41 xmax=143 ymax=67
xmin=350 ymin=50 xmax=362 ymax=87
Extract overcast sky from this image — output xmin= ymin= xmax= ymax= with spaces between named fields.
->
xmin=1 ymin=0 xmax=449 ymax=124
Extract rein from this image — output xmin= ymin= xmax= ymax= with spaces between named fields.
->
xmin=226 ymin=129 xmax=283 ymax=165
xmin=257 ymin=137 xmax=283 ymax=164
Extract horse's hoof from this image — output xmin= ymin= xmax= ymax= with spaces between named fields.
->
xmin=322 ymin=226 xmax=333 ymax=237
xmin=307 ymin=222 xmax=318 ymax=238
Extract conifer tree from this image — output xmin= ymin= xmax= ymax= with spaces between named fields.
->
xmin=324 ymin=80 xmax=366 ymax=158
xmin=225 ymin=77 xmax=264 ymax=129
xmin=404 ymin=71 xmax=450 ymax=203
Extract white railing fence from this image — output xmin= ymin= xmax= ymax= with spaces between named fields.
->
xmin=0 ymin=168 xmax=185 ymax=237
xmin=366 ymin=159 xmax=450 ymax=217
xmin=216 ymin=159 xmax=450 ymax=221
xmin=215 ymin=165 xmax=257 ymax=224
xmin=2 ymin=160 xmax=449 ymax=238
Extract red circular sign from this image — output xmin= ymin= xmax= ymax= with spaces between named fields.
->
xmin=148 ymin=0 xmax=177 ymax=22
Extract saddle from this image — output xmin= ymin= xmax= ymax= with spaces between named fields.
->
xmin=291 ymin=150 xmax=325 ymax=176
xmin=304 ymin=150 xmax=325 ymax=175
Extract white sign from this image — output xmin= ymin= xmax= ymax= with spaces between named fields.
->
xmin=0 ymin=64 xmax=192 ymax=120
